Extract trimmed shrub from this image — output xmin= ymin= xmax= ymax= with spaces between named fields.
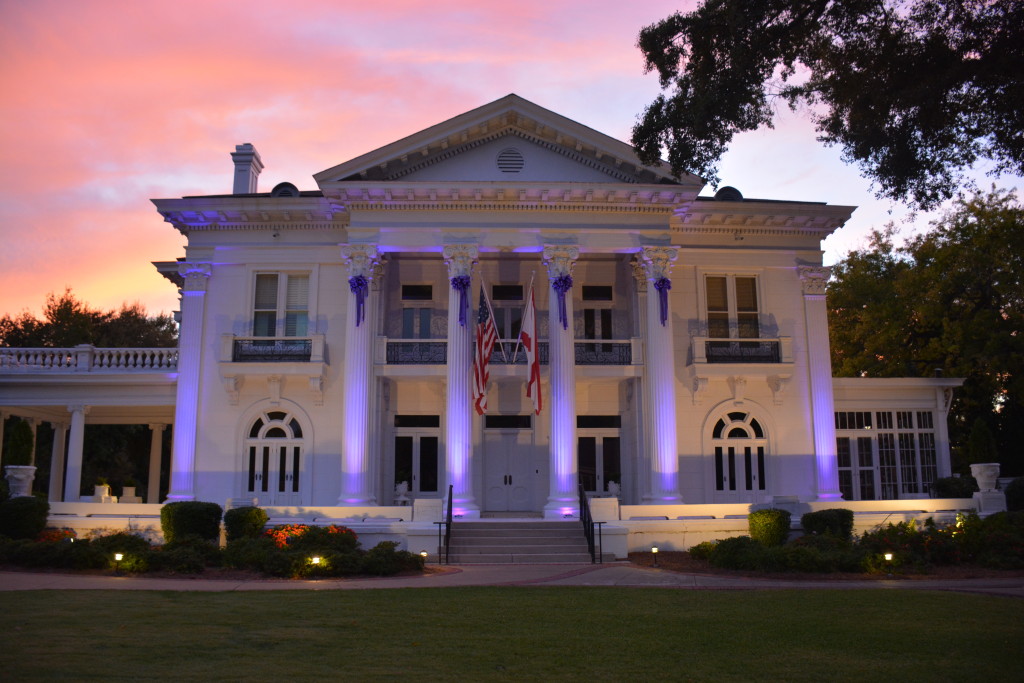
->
xmin=285 ymin=525 xmax=360 ymax=554
xmin=4 ymin=419 xmax=35 ymax=466
xmin=0 ymin=496 xmax=49 ymax=540
xmin=150 ymin=546 xmax=206 ymax=574
xmin=161 ymin=501 xmax=223 ymax=543
xmin=361 ymin=541 xmax=424 ymax=576
xmin=931 ymin=476 xmax=978 ymax=498
xmin=748 ymin=508 xmax=791 ymax=547
xmin=1004 ymin=477 xmax=1024 ymax=512
xmin=162 ymin=534 xmax=222 ymax=567
xmin=224 ymin=506 xmax=269 ymax=541
xmin=687 ymin=540 xmax=717 ymax=561
xmin=708 ymin=535 xmax=763 ymax=570
xmin=801 ymin=508 xmax=854 ymax=540
xmin=91 ymin=531 xmax=152 ymax=555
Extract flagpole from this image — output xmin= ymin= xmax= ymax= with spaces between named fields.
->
xmin=512 ymin=271 xmax=535 ymax=363
xmin=480 ymin=274 xmax=508 ymax=363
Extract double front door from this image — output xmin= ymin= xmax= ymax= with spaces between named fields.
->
xmin=578 ymin=433 xmax=621 ymax=496
xmin=394 ymin=432 xmax=440 ymax=499
xmin=483 ymin=429 xmax=535 ymax=512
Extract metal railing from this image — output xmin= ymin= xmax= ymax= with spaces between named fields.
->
xmin=693 ymin=337 xmax=790 ymax=364
xmin=386 ymin=341 xmax=447 ymax=364
xmin=435 ymin=483 xmax=454 ymax=565
xmin=232 ymin=338 xmax=313 ymax=362
xmin=0 ymin=346 xmax=178 ymax=372
xmin=578 ymin=483 xmax=602 ymax=564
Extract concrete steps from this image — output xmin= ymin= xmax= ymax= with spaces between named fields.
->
xmin=445 ymin=520 xmax=612 ymax=564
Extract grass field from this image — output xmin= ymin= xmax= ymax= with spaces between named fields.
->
xmin=2 ymin=588 xmax=1019 ymax=681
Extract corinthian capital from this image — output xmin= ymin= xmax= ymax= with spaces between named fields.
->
xmin=542 ymin=245 xmax=579 ymax=279
xmin=443 ymin=245 xmax=478 ymax=278
xmin=638 ymin=247 xmax=679 ymax=280
xmin=178 ymin=262 xmax=211 ymax=292
xmin=798 ymin=266 xmax=830 ymax=296
xmin=341 ymin=244 xmax=380 ymax=279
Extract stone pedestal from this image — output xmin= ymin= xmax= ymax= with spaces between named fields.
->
xmin=973 ymin=490 xmax=1007 ymax=515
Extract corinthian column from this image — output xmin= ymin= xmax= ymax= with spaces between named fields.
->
xmin=443 ymin=245 xmax=478 ymax=513
xmin=542 ymin=245 xmax=579 ymax=515
xmin=338 ymin=245 xmax=380 ymax=505
xmin=800 ymin=266 xmax=842 ymax=501
xmin=167 ymin=262 xmax=211 ymax=502
xmin=638 ymin=247 xmax=682 ymax=502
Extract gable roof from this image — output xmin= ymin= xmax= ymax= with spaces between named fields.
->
xmin=313 ymin=94 xmax=702 ymax=189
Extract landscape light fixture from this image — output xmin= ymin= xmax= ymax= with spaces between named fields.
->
xmin=311 ymin=556 xmax=321 ymax=565
xmin=883 ymin=553 xmax=893 ymax=562
xmin=114 ymin=552 xmax=123 ymax=575
xmin=420 ymin=550 xmax=429 ymax=561
xmin=651 ymin=546 xmax=659 ymax=568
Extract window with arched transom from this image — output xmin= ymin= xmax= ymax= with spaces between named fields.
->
xmin=244 ymin=410 xmax=305 ymax=505
xmin=711 ymin=411 xmax=767 ymax=494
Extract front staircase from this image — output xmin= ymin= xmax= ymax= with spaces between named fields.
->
xmin=445 ymin=520 xmax=613 ymax=564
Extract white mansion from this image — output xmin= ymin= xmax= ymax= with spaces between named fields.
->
xmin=0 ymin=96 xmax=971 ymax=551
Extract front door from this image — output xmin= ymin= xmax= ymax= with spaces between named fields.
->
xmin=244 ymin=410 xmax=305 ymax=505
xmin=483 ymin=428 xmax=534 ymax=512
xmin=393 ymin=433 xmax=440 ymax=500
xmin=577 ymin=433 xmax=621 ymax=496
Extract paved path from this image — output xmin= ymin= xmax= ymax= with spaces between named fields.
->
xmin=3 ymin=563 xmax=1023 ymax=597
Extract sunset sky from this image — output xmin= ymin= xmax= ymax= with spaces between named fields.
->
xmin=1 ymin=0 xmax=1018 ymax=320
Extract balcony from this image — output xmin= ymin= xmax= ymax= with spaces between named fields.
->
xmin=696 ymin=338 xmax=787 ymax=364
xmin=688 ymin=336 xmax=794 ymax=403
xmin=380 ymin=338 xmax=639 ymax=367
xmin=0 ymin=346 xmax=178 ymax=373
xmin=219 ymin=335 xmax=326 ymax=406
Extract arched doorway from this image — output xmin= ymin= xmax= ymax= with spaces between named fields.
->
xmin=243 ymin=410 xmax=305 ymax=505
xmin=710 ymin=410 xmax=768 ymax=503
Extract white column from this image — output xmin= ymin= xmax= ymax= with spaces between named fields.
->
xmin=26 ymin=418 xmax=38 ymax=465
xmin=640 ymin=247 xmax=683 ymax=502
xmin=0 ymin=411 xmax=6 ymax=465
xmin=631 ymin=257 xmax=653 ymax=503
xmin=63 ymin=405 xmax=88 ymax=502
xmin=800 ymin=266 xmax=842 ymax=501
xmin=167 ymin=262 xmax=211 ymax=502
xmin=48 ymin=422 xmax=67 ymax=502
xmin=443 ymin=245 xmax=478 ymax=513
xmin=147 ymin=424 xmax=167 ymax=504
xmin=338 ymin=245 xmax=380 ymax=505
xmin=543 ymin=245 xmax=579 ymax=515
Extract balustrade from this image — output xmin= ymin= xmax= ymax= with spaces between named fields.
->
xmin=0 ymin=346 xmax=178 ymax=372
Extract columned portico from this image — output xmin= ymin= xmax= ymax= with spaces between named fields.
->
xmin=443 ymin=244 xmax=478 ymax=513
xmin=639 ymin=247 xmax=682 ymax=502
xmin=339 ymin=244 xmax=380 ymax=505
xmin=167 ymin=262 xmax=211 ymax=502
xmin=63 ymin=405 xmax=89 ymax=502
xmin=800 ymin=266 xmax=843 ymax=501
xmin=543 ymin=245 xmax=579 ymax=515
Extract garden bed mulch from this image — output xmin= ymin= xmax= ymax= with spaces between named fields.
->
xmin=627 ymin=551 xmax=1024 ymax=581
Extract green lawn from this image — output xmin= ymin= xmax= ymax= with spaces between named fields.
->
xmin=2 ymin=588 xmax=1019 ymax=681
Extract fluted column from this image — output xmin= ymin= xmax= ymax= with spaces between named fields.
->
xmin=48 ymin=422 xmax=67 ymax=502
xmin=443 ymin=245 xmax=478 ymax=513
xmin=543 ymin=245 xmax=579 ymax=515
xmin=63 ymin=405 xmax=89 ymax=502
xmin=147 ymin=424 xmax=167 ymax=504
xmin=800 ymin=266 xmax=842 ymax=501
xmin=338 ymin=244 xmax=380 ymax=505
xmin=166 ymin=262 xmax=211 ymax=502
xmin=631 ymin=257 xmax=653 ymax=503
xmin=639 ymin=247 xmax=682 ymax=502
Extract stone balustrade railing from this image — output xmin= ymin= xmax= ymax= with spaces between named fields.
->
xmin=0 ymin=345 xmax=178 ymax=372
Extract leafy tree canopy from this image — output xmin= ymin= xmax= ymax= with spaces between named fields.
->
xmin=0 ymin=289 xmax=177 ymax=348
xmin=828 ymin=188 xmax=1024 ymax=473
xmin=634 ymin=0 xmax=1024 ymax=209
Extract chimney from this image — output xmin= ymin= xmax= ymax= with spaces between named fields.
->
xmin=230 ymin=143 xmax=264 ymax=194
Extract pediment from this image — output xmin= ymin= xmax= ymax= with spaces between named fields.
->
xmin=314 ymin=94 xmax=703 ymax=189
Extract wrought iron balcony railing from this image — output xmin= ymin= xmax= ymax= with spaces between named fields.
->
xmin=224 ymin=335 xmax=325 ymax=363
xmin=381 ymin=338 xmax=637 ymax=366
xmin=692 ymin=337 xmax=792 ymax=364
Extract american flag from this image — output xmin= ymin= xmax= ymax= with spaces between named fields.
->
xmin=472 ymin=288 xmax=498 ymax=415
xmin=520 ymin=280 xmax=542 ymax=415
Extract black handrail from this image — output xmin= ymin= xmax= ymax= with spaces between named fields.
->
xmin=578 ymin=483 xmax=598 ymax=563
xmin=443 ymin=484 xmax=454 ymax=564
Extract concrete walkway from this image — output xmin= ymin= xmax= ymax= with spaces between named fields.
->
xmin=3 ymin=563 xmax=1023 ymax=597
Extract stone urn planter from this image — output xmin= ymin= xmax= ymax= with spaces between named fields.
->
xmin=92 ymin=483 xmax=116 ymax=503
xmin=4 ymin=465 xmax=37 ymax=498
xmin=970 ymin=463 xmax=1001 ymax=492
xmin=119 ymin=486 xmax=142 ymax=503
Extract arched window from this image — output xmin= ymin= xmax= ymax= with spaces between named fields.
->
xmin=711 ymin=412 xmax=767 ymax=493
xmin=244 ymin=410 xmax=305 ymax=505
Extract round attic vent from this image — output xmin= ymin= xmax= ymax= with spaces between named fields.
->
xmin=496 ymin=147 xmax=525 ymax=173
xmin=714 ymin=186 xmax=743 ymax=201
xmin=271 ymin=182 xmax=299 ymax=197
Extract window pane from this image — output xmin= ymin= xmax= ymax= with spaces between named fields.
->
xmin=735 ymin=277 xmax=758 ymax=312
xmin=286 ymin=275 xmax=309 ymax=310
xmin=737 ymin=313 xmax=759 ymax=338
xmin=492 ymin=285 xmax=523 ymax=301
xmin=255 ymin=274 xmax=278 ymax=309
xmin=582 ymin=286 xmax=613 ymax=301
xmin=578 ymin=437 xmax=597 ymax=491
xmin=708 ymin=313 xmax=729 ymax=338
xmin=254 ymin=313 xmax=276 ymax=337
xmin=285 ymin=312 xmax=308 ymax=337
xmin=603 ymin=437 xmax=621 ymax=490
xmin=837 ymin=438 xmax=851 ymax=468
xmin=401 ymin=285 xmax=433 ymax=301
xmin=419 ymin=308 xmax=431 ymax=339
xmin=419 ymin=437 xmax=439 ymax=492
xmin=394 ymin=437 xmax=413 ymax=488
xmin=706 ymin=277 xmax=728 ymax=311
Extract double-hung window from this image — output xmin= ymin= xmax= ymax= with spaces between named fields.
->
xmin=706 ymin=275 xmax=759 ymax=338
xmin=253 ymin=273 xmax=309 ymax=337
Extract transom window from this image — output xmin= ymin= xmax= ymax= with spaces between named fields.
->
xmin=491 ymin=285 xmax=523 ymax=341
xmin=706 ymin=275 xmax=759 ymax=338
xmin=254 ymin=273 xmax=309 ymax=337
xmin=711 ymin=411 xmax=767 ymax=493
